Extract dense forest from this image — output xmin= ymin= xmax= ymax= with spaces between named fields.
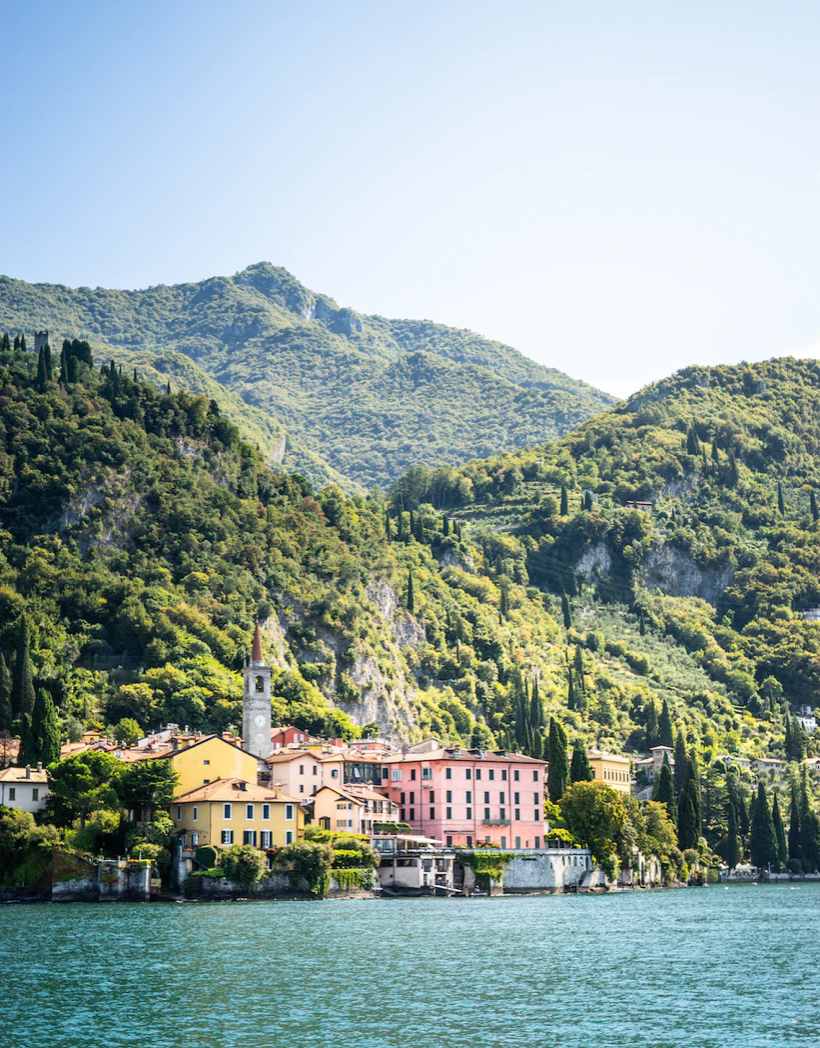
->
xmin=0 ymin=263 xmax=614 ymax=490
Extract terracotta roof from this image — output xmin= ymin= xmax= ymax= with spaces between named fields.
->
xmin=174 ymin=778 xmax=300 ymax=804
xmin=264 ymin=750 xmax=322 ymax=765
xmin=252 ymin=623 xmax=264 ymax=662
xmin=382 ymin=748 xmax=546 ymax=765
xmin=0 ymin=765 xmax=48 ymax=783
xmin=156 ymin=734 xmax=260 ymax=763
xmin=316 ymin=784 xmax=396 ymax=805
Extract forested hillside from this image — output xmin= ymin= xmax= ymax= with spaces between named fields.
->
xmin=391 ymin=356 xmax=820 ymax=766
xmin=0 ymin=263 xmax=614 ymax=489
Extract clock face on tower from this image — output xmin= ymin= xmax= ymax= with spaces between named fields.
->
xmin=254 ymin=714 xmax=266 ymax=728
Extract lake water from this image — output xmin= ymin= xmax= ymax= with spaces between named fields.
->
xmin=2 ymin=885 xmax=819 ymax=1048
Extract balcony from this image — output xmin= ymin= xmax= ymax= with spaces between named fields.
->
xmin=482 ymin=819 xmax=511 ymax=827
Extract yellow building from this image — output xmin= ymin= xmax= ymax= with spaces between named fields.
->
xmin=160 ymin=735 xmax=259 ymax=796
xmin=587 ymin=750 xmax=632 ymax=794
xmin=170 ymin=779 xmax=304 ymax=850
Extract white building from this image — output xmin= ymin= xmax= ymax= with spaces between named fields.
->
xmin=0 ymin=763 xmax=48 ymax=813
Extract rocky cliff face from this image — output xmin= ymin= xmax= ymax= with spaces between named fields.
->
xmin=639 ymin=546 xmax=733 ymax=605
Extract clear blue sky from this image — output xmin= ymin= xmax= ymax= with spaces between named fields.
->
xmin=2 ymin=1 xmax=819 ymax=397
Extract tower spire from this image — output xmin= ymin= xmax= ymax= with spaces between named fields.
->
xmin=252 ymin=622 xmax=263 ymax=664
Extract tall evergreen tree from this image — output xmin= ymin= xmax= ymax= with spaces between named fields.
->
xmin=561 ymin=591 xmax=571 ymax=629
xmin=749 ymin=781 xmax=777 ymax=870
xmin=59 ymin=345 xmax=68 ymax=383
xmin=656 ymin=758 xmax=677 ymax=823
xmin=406 ymin=571 xmax=415 ymax=615
xmin=560 ymin=484 xmax=568 ymax=515
xmin=801 ymin=809 xmax=820 ymax=873
xmin=11 ymin=616 xmax=35 ymax=719
xmin=566 ymin=669 xmax=575 ymax=711
xmin=547 ymin=717 xmax=569 ymax=803
xmin=645 ymin=701 xmax=659 ymax=750
xmin=36 ymin=346 xmax=47 ymax=386
xmin=442 ymin=514 xmax=450 ymax=537
xmin=19 ymin=334 xmax=26 ymax=353
xmin=788 ymin=782 xmax=802 ymax=861
xmin=573 ymin=646 xmax=585 ymax=697
xmin=726 ymin=449 xmax=739 ymax=486
xmin=677 ymin=779 xmax=699 ymax=850
xmin=673 ymin=728 xmax=687 ymax=798
xmin=784 ymin=713 xmax=792 ymax=757
xmin=0 ymin=654 xmax=11 ymax=732
xmin=44 ymin=343 xmax=53 ymax=380
xmin=711 ymin=437 xmax=719 ymax=464
xmin=777 ymin=481 xmax=785 ymax=515
xmin=1 ymin=332 xmax=9 ymax=354
xmin=639 ymin=608 xmax=646 ymax=636
xmin=686 ymin=424 xmax=700 ymax=456
xmin=658 ymin=699 xmax=674 ymax=748
xmin=772 ymin=793 xmax=787 ymax=867
xmin=19 ymin=688 xmax=61 ymax=767
xmin=811 ymin=488 xmax=819 ymax=523
xmin=17 ymin=713 xmax=36 ymax=768
xmin=726 ymin=803 xmax=739 ymax=869
xmin=569 ymin=746 xmax=593 ymax=783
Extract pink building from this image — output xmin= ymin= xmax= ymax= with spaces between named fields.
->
xmin=382 ymin=747 xmax=546 ymax=850
xmin=271 ymin=726 xmax=310 ymax=749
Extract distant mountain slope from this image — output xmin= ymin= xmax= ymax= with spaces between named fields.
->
xmin=0 ymin=263 xmax=615 ymax=488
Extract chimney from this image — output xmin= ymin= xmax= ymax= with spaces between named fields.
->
xmin=25 ymin=765 xmax=31 ymax=779
xmin=36 ymin=762 xmax=42 ymax=773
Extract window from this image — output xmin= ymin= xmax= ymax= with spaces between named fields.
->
xmin=391 ymin=768 xmax=402 ymax=781
xmin=429 ymin=791 xmax=435 ymax=803
xmin=446 ymin=790 xmax=452 ymax=802
xmin=515 ymin=809 xmax=520 ymax=820
xmin=381 ymin=767 xmax=388 ymax=779
xmin=410 ymin=769 xmax=417 ymax=780
xmin=8 ymin=787 xmax=15 ymax=801
xmin=422 ymin=767 xmax=433 ymax=780
xmin=286 ymin=804 xmax=294 ymax=820
xmin=515 ymin=837 xmax=521 ymax=850
xmin=400 ymin=792 xmax=406 ymax=804
xmin=260 ymin=831 xmax=272 ymax=848
xmin=502 ymin=770 xmax=507 ymax=781
xmin=255 ymin=675 xmax=265 ymax=693
xmin=484 ymin=791 xmax=490 ymax=804
xmin=533 ymin=770 xmax=538 ymax=781
xmin=514 ymin=792 xmax=520 ymax=804
xmin=534 ymin=836 xmax=540 ymax=850
xmin=246 ymin=804 xmax=254 ymax=819
xmin=299 ymin=765 xmax=304 ymax=775
xmin=429 ymin=807 xmax=435 ymax=820
xmin=465 ymin=769 xmax=471 ymax=780
xmin=466 ymin=790 xmax=472 ymax=803
xmin=446 ymin=836 xmax=453 ymax=847
xmin=203 ymin=760 xmax=210 ymax=766
xmin=409 ymin=792 xmax=415 ymax=804
xmin=192 ymin=832 xmax=199 ymax=846
xmin=314 ymin=766 xmax=319 ymax=775
xmin=300 ymin=785 xmax=304 ymax=794
xmin=489 ymin=769 xmax=495 ymax=781
xmin=446 ymin=768 xmax=452 ymax=780
xmin=223 ymin=803 xmax=232 ymax=819
xmin=499 ymin=792 xmax=505 ymax=805
xmin=204 ymin=779 xmax=210 ymax=784
xmin=446 ymin=807 xmax=452 ymax=819
xmin=484 ymin=807 xmax=490 ymax=820
xmin=534 ymin=793 xmax=539 ymax=805
xmin=400 ymin=809 xmax=406 ymax=821
xmin=514 ymin=769 xmax=519 ymax=782
xmin=409 ymin=809 xmax=415 ymax=820
xmin=500 ymin=808 xmax=506 ymax=819
xmin=467 ymin=836 xmax=473 ymax=848
xmin=466 ymin=807 xmax=472 ymax=819
xmin=177 ymin=805 xmax=182 ymax=820
xmin=243 ymin=830 xmax=257 ymax=846
xmin=193 ymin=806 xmax=198 ymax=822
xmin=32 ymin=788 xmax=39 ymax=801
xmin=221 ymin=830 xmax=234 ymax=845
xmin=475 ymin=769 xmax=481 ymax=780
xmin=285 ymin=830 xmax=294 ymax=844
xmin=332 ymin=769 xmax=340 ymax=778
xmin=534 ymin=810 xmax=539 ymax=822
xmin=501 ymin=836 xmax=506 ymax=849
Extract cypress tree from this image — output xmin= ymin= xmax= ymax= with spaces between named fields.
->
xmin=677 ymin=779 xmax=699 ymax=850
xmin=442 ymin=514 xmax=450 ymax=537
xmin=67 ymin=355 xmax=79 ymax=383
xmin=547 ymin=717 xmax=569 ymax=803
xmin=811 ymin=488 xmax=819 ymax=523
xmin=166 ymin=380 xmax=171 ymax=395
xmin=639 ymin=608 xmax=646 ymax=636
xmin=0 ymin=654 xmax=11 ymax=732
xmin=570 ymin=746 xmax=593 ymax=783
xmin=561 ymin=591 xmax=572 ymax=629
xmin=656 ymin=758 xmax=677 ymax=824
xmin=573 ymin=647 xmax=585 ymax=696
xmin=530 ymin=677 xmax=544 ymax=732
xmin=777 ymin=481 xmax=785 ymax=516
xmin=133 ymin=367 xmax=138 ymax=383
xmin=686 ymin=424 xmax=700 ymax=456
xmin=750 ymin=781 xmax=777 ymax=870
xmin=658 ymin=699 xmax=674 ymax=748
xmin=499 ymin=582 xmax=509 ymax=621
xmin=44 ymin=344 xmax=53 ymax=380
xmin=726 ymin=803 xmax=739 ymax=870
xmin=11 ymin=616 xmax=35 ymax=719
xmin=789 ymin=783 xmax=801 ymax=860
xmin=566 ymin=669 xmax=575 ymax=711
xmin=36 ymin=346 xmax=47 ymax=386
xmin=406 ymin=571 xmax=415 ymax=615
xmin=17 ymin=713 xmax=36 ymax=768
xmin=772 ymin=793 xmax=787 ymax=867
xmin=59 ymin=345 xmax=68 ymax=383
xmin=645 ymin=702 xmax=659 ymax=750
xmin=384 ymin=513 xmax=392 ymax=541
xmin=784 ymin=714 xmax=792 ymax=758
xmin=673 ymin=728 xmax=687 ymax=798
xmin=583 ymin=490 xmax=593 ymax=511
xmin=19 ymin=334 xmax=26 ymax=353
xmin=13 ymin=335 xmax=20 ymax=352
xmin=560 ymin=485 xmax=568 ymax=515
xmin=801 ymin=809 xmax=820 ymax=873
xmin=1 ymin=332 xmax=9 ymax=354
xmin=21 ymin=688 xmax=61 ymax=767
xmin=711 ymin=437 xmax=719 ymax=464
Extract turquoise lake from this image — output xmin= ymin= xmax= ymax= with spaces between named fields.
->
xmin=1 ymin=885 xmax=819 ymax=1047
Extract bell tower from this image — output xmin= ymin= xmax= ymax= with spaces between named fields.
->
xmin=242 ymin=623 xmax=272 ymax=759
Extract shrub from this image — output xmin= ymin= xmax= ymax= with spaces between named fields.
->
xmin=275 ymin=840 xmax=332 ymax=895
xmin=221 ymin=844 xmax=267 ymax=891
xmin=786 ymin=857 xmax=803 ymax=874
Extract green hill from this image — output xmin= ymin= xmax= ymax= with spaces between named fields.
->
xmin=0 ymin=263 xmax=615 ymax=489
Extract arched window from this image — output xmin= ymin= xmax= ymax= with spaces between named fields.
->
xmin=255 ymin=675 xmax=265 ymax=693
